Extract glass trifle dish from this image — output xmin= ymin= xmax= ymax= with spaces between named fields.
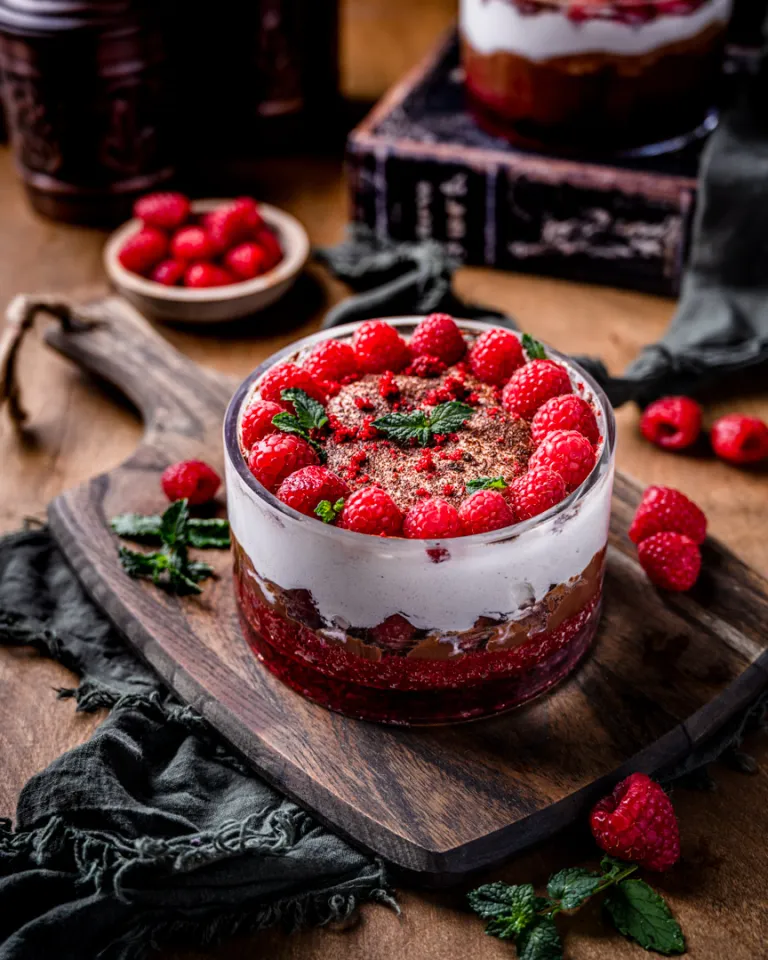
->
xmin=460 ymin=0 xmax=734 ymax=153
xmin=224 ymin=315 xmax=616 ymax=725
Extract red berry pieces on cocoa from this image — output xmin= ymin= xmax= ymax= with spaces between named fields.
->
xmin=303 ymin=339 xmax=359 ymax=384
xmin=224 ymin=242 xmax=268 ymax=281
xmin=353 ymin=321 xmax=411 ymax=374
xmin=276 ymin=465 xmax=350 ymax=518
xmin=247 ymin=434 xmax=319 ymax=492
xmin=468 ymin=329 xmax=525 ymax=385
xmin=133 ymin=192 xmax=190 ymax=231
xmin=240 ymin=399 xmax=285 ymax=450
xmin=403 ymin=498 xmax=462 ymax=539
xmin=161 ymin=459 xmax=221 ymax=505
xmin=638 ymin=531 xmax=702 ymax=592
xmin=590 ymin=773 xmax=680 ymax=872
xmin=458 ymin=489 xmax=516 ymax=535
xmin=531 ymin=393 xmax=599 ymax=445
xmin=338 ymin=487 xmax=403 ymax=537
xmin=184 ymin=263 xmax=236 ymax=288
xmin=640 ymin=396 xmax=702 ymax=451
xmin=406 ymin=355 xmax=447 ymax=379
xmin=629 ymin=486 xmax=707 ymax=545
xmin=171 ymin=226 xmax=214 ymax=262
xmin=529 ymin=429 xmax=595 ymax=492
xmin=502 ymin=359 xmax=572 ymax=421
xmin=150 ymin=259 xmax=186 ymax=287
xmin=117 ymin=227 xmax=169 ymax=276
xmin=710 ymin=413 xmax=768 ymax=465
xmin=509 ymin=467 xmax=567 ymax=521
xmin=258 ymin=362 xmax=327 ymax=409
xmin=410 ymin=314 xmax=466 ymax=365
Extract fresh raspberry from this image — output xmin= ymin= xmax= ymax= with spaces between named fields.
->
xmin=254 ymin=226 xmax=283 ymax=270
xmin=247 ymin=434 xmax=319 ymax=493
xmin=171 ymin=226 xmax=215 ymax=261
xmin=710 ymin=414 xmax=768 ymax=465
xmin=338 ymin=487 xmax=403 ymax=536
xmin=629 ymin=486 xmax=707 ymax=545
xmin=183 ymin=263 xmax=236 ymax=288
xmin=531 ymin=394 xmax=599 ymax=444
xmin=303 ymin=339 xmax=359 ymax=384
xmin=370 ymin=614 xmax=416 ymax=651
xmin=230 ymin=197 xmax=264 ymax=232
xmin=224 ymin=242 xmax=268 ymax=281
xmin=161 ymin=459 xmax=221 ymax=505
xmin=638 ymin=531 xmax=701 ymax=592
xmin=502 ymin=360 xmax=572 ymax=421
xmin=403 ymin=498 xmax=462 ymax=539
xmin=150 ymin=259 xmax=186 ymax=286
xmin=240 ymin=399 xmax=285 ymax=449
xmin=133 ymin=192 xmax=190 ymax=231
xmin=509 ymin=467 xmax=567 ymax=520
xmin=640 ymin=396 xmax=702 ymax=451
xmin=529 ymin=429 xmax=595 ymax=492
xmin=258 ymin=362 xmax=326 ymax=409
xmin=590 ymin=773 xmax=680 ymax=872
xmin=353 ymin=321 xmax=411 ymax=374
xmin=406 ymin=355 xmax=447 ymax=378
xmin=468 ymin=329 xmax=525 ymax=385
xmin=409 ymin=314 xmax=466 ymax=365
xmin=458 ymin=489 xmax=516 ymax=535
xmin=276 ymin=465 xmax=350 ymax=518
xmin=206 ymin=198 xmax=264 ymax=252
xmin=117 ymin=227 xmax=168 ymax=275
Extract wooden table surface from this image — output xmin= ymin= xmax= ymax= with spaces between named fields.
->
xmin=1 ymin=2 xmax=767 ymax=956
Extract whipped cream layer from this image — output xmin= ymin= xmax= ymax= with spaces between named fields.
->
xmin=460 ymin=0 xmax=733 ymax=60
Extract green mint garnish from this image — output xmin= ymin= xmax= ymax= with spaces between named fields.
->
xmin=522 ymin=333 xmax=547 ymax=360
xmin=111 ymin=513 xmax=230 ymax=549
xmin=271 ymin=388 xmax=328 ymax=462
xmin=315 ymin=498 xmax=345 ymax=524
xmin=373 ymin=401 xmax=474 ymax=447
xmin=546 ymin=867 xmax=602 ymax=911
xmin=466 ymin=476 xmax=507 ymax=494
xmin=515 ymin=919 xmax=562 ymax=960
xmin=604 ymin=879 xmax=685 ymax=956
xmin=469 ymin=883 xmax=537 ymax=933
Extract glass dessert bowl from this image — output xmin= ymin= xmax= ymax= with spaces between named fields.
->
xmin=224 ymin=316 xmax=616 ymax=725
xmin=460 ymin=0 xmax=734 ymax=154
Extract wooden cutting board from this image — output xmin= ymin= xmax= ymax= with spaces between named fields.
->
xmin=35 ymin=297 xmax=768 ymax=883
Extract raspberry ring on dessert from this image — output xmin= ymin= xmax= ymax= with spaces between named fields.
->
xmin=224 ymin=317 xmax=616 ymax=725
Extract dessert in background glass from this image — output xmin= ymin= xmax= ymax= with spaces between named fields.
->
xmin=224 ymin=318 xmax=616 ymax=725
xmin=460 ymin=0 xmax=734 ymax=154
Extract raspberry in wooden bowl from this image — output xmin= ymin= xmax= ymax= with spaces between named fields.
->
xmin=224 ymin=317 xmax=616 ymax=725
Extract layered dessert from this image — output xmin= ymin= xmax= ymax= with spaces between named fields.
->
xmin=461 ymin=0 xmax=734 ymax=152
xmin=224 ymin=316 xmax=616 ymax=724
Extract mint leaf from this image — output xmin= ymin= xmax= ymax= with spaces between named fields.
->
xmin=468 ymin=883 xmax=537 ymax=925
xmin=119 ymin=546 xmax=165 ymax=580
xmin=522 ymin=333 xmax=547 ymax=360
xmin=281 ymin=388 xmax=328 ymax=431
xmin=600 ymin=856 xmax=633 ymax=882
xmin=272 ymin=409 xmax=327 ymax=462
xmin=466 ymin=476 xmax=507 ymax=494
xmin=315 ymin=498 xmax=345 ymax=524
xmin=111 ymin=513 xmax=165 ymax=541
xmin=112 ymin=514 xmax=229 ymax=549
xmin=547 ymin=868 xmax=602 ymax=910
xmin=516 ymin=918 xmax=563 ymax=960
xmin=428 ymin=400 xmax=475 ymax=435
xmin=604 ymin=879 xmax=685 ymax=956
xmin=373 ymin=409 xmax=432 ymax=446
xmin=160 ymin=499 xmax=189 ymax=547
xmin=187 ymin=519 xmax=230 ymax=550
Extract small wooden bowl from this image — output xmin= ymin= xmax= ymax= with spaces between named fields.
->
xmin=103 ymin=199 xmax=310 ymax=324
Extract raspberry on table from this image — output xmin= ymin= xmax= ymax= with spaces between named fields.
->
xmin=303 ymin=339 xmax=359 ymax=384
xmin=640 ymin=396 xmax=702 ymax=451
xmin=150 ymin=259 xmax=186 ymax=287
xmin=117 ymin=227 xmax=169 ymax=276
xmin=458 ymin=489 xmax=516 ymax=535
xmin=509 ymin=467 xmax=567 ymax=520
xmin=353 ymin=321 xmax=411 ymax=374
xmin=240 ymin=399 xmax=285 ymax=449
xmin=529 ymin=429 xmax=595 ymax=492
xmin=638 ymin=531 xmax=701 ymax=592
xmin=468 ymin=329 xmax=524 ymax=385
xmin=410 ymin=314 xmax=466 ymax=365
xmin=338 ymin=486 xmax=403 ymax=536
xmin=171 ymin=226 xmax=215 ymax=262
xmin=710 ymin=413 xmax=768 ymax=465
xmin=224 ymin=242 xmax=268 ymax=281
xmin=184 ymin=263 xmax=236 ymax=288
xmin=133 ymin=192 xmax=190 ymax=231
xmin=531 ymin=393 xmax=599 ymax=445
xmin=403 ymin=498 xmax=463 ymax=539
xmin=276 ymin=465 xmax=350 ymax=518
xmin=247 ymin=434 xmax=319 ymax=492
xmin=502 ymin=359 xmax=572 ymax=421
xmin=161 ymin=459 xmax=221 ymax=505
xmin=629 ymin=485 xmax=707 ymax=545
xmin=258 ymin=362 xmax=327 ymax=408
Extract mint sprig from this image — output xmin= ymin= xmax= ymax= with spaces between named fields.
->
xmin=469 ymin=856 xmax=684 ymax=960
xmin=112 ymin=513 xmax=230 ymax=549
xmin=522 ymin=333 xmax=547 ymax=360
xmin=272 ymin=388 xmax=328 ymax=462
xmin=315 ymin=498 xmax=345 ymax=524
xmin=466 ymin=476 xmax=508 ymax=494
xmin=373 ymin=401 xmax=474 ymax=447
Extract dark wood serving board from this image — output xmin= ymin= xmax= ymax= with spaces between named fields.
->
xmin=35 ymin=297 xmax=768 ymax=883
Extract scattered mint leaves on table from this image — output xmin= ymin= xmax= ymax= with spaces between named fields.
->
xmin=522 ymin=333 xmax=548 ymax=360
xmin=272 ymin=388 xmax=329 ymax=461
xmin=465 ymin=476 xmax=508 ymax=494
xmin=112 ymin=513 xmax=230 ymax=549
xmin=373 ymin=401 xmax=474 ymax=447
xmin=468 ymin=856 xmax=685 ymax=959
